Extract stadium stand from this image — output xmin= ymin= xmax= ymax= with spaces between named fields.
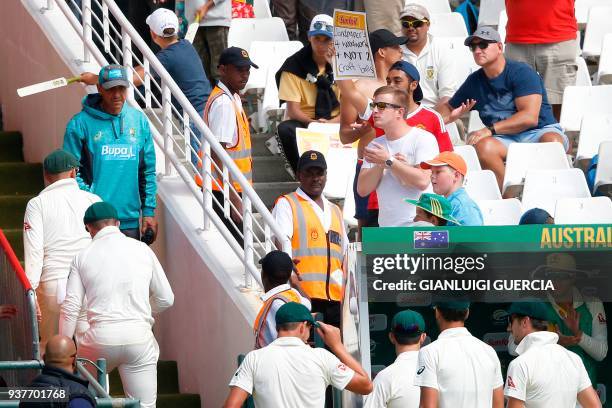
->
xmin=477 ymin=198 xmax=523 ymax=226
xmin=521 ymin=168 xmax=592 ymax=214
xmin=554 ymin=196 xmax=612 ymax=224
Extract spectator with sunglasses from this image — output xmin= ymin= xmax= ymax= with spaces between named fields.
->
xmin=357 ymin=87 xmax=437 ymax=227
xmin=399 ymin=4 xmax=458 ymax=108
xmin=275 ymin=14 xmax=341 ymax=173
xmin=436 ymin=26 xmax=569 ymax=190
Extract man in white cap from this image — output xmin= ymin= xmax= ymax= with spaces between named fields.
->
xmin=400 ymin=4 xmax=457 ymax=108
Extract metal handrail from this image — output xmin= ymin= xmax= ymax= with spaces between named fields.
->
xmin=50 ymin=0 xmax=291 ymax=287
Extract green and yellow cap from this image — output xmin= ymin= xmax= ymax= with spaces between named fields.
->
xmin=404 ymin=193 xmax=459 ymax=225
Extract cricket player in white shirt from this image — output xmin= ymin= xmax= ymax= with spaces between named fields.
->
xmin=414 ymin=301 xmax=504 ymax=408
xmin=24 ymin=149 xmax=101 ymax=353
xmin=224 ymin=302 xmax=373 ymax=407
xmin=59 ymin=202 xmax=174 ymax=408
xmin=364 ymin=309 xmax=425 ymax=408
xmin=504 ymin=301 xmax=602 ymax=408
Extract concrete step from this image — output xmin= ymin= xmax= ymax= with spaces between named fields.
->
xmin=251 ymin=132 xmax=276 ymax=157
xmin=253 ymin=181 xmax=299 ymax=209
xmin=252 ymin=156 xmax=294 ymax=183
xmin=0 ymin=163 xmax=43 ymax=195
xmin=0 ymin=195 xmax=34 ymax=229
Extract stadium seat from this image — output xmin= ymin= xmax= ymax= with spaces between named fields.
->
xmin=560 ymin=85 xmax=612 ymax=133
xmin=253 ymin=0 xmax=272 ymax=18
xmin=436 ymin=37 xmax=479 ymax=85
xmin=343 ymin=174 xmax=358 ymax=229
xmin=464 ymin=170 xmax=502 ymax=200
xmin=503 ymin=143 xmax=570 ymax=196
xmin=575 ymin=114 xmax=612 ymax=165
xmin=477 ymin=198 xmax=522 ymax=225
xmin=467 ymin=110 xmax=485 ymax=134
xmin=594 ymin=141 xmax=612 ymax=196
xmin=596 ymin=33 xmax=612 ymax=84
xmin=575 ymin=0 xmax=612 ymax=26
xmin=582 ymin=6 xmax=612 ymax=58
xmin=498 ymin=10 xmax=507 ymax=43
xmin=429 ymin=13 xmax=468 ymax=38
xmin=575 ymin=57 xmax=592 ymax=86
xmin=521 ymin=169 xmax=591 ymax=214
xmin=478 ymin=0 xmax=505 ymax=26
xmin=447 ymin=122 xmax=462 ymax=145
xmin=454 ymin=145 xmax=482 ymax=172
xmin=227 ymin=17 xmax=289 ymax=52
xmin=554 ymin=197 xmax=612 ymax=224
xmin=407 ymin=0 xmax=451 ymax=14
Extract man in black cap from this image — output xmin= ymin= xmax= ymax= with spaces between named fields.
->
xmin=253 ymin=250 xmax=311 ymax=349
xmin=272 ymin=150 xmax=347 ymax=327
xmin=24 ymin=149 xmax=101 ymax=354
xmin=200 ymin=46 xmax=258 ymax=245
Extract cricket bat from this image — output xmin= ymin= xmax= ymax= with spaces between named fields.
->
xmin=17 ymin=76 xmax=81 ymax=97
xmin=184 ymin=14 xmax=201 ymax=43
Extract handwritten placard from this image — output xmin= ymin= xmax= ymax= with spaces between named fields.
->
xmin=332 ymin=10 xmax=376 ymax=80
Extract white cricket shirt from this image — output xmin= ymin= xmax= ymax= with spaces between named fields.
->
xmin=206 ymin=80 xmax=242 ymax=147
xmin=229 ymin=336 xmax=355 ymax=408
xmin=23 ymin=178 xmax=101 ymax=289
xmin=504 ymin=331 xmax=592 ymax=407
xmin=414 ymin=327 xmax=503 ymax=408
xmin=364 ymin=350 xmax=420 ymax=408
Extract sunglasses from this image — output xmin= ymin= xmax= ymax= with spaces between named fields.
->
xmin=370 ymin=101 xmax=403 ymax=111
xmin=468 ymin=41 xmax=493 ymax=52
xmin=401 ymin=19 xmax=429 ymax=29
xmin=312 ymin=21 xmax=333 ymax=33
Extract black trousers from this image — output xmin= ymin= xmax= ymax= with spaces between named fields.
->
xmin=212 ymin=190 xmax=244 ymax=247
xmin=277 ymin=119 xmax=306 ymax=174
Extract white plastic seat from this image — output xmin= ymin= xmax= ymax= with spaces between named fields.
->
xmin=582 ymin=6 xmax=612 ymax=57
xmin=554 ymin=197 xmax=612 ymax=224
xmin=227 ymin=17 xmax=289 ymax=52
xmin=575 ymin=0 xmax=612 ymax=26
xmin=575 ymin=57 xmax=592 ymax=86
xmin=405 ymin=0 xmax=451 ymax=14
xmin=446 ymin=122 xmax=462 ymax=145
xmin=429 ymin=12 xmax=468 ymax=38
xmin=560 ymin=85 xmax=612 ymax=132
xmin=477 ymin=199 xmax=522 ymax=225
xmin=521 ymin=169 xmax=591 ymax=214
xmin=436 ymin=37 xmax=479 ymax=85
xmin=576 ymin=114 xmax=612 ymax=163
xmin=503 ymin=143 xmax=570 ymax=196
xmin=596 ymin=33 xmax=612 ymax=84
xmin=464 ymin=170 xmax=502 ymax=200
xmin=453 ymin=145 xmax=482 ymax=172
xmin=467 ymin=110 xmax=485 ymax=134
xmin=253 ymin=0 xmax=272 ymax=18
xmin=594 ymin=141 xmax=612 ymax=195
xmin=478 ymin=0 xmax=505 ymax=26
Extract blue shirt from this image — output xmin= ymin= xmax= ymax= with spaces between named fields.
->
xmin=449 ymin=59 xmax=556 ymax=131
xmin=155 ymin=39 xmax=211 ymax=114
xmin=448 ymin=187 xmax=483 ymax=226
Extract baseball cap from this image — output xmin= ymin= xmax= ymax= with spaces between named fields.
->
xmin=400 ymin=3 xmax=431 ymax=20
xmin=420 ymin=151 xmax=468 ymax=176
xmin=218 ymin=47 xmax=259 ymax=69
xmin=389 ymin=60 xmax=423 ymax=102
xmin=464 ymin=25 xmax=502 ymax=46
xmin=519 ymin=208 xmax=553 ymax=225
xmin=507 ymin=301 xmax=551 ymax=321
xmin=308 ymin=14 xmax=334 ymax=38
xmin=43 ymin=149 xmax=80 ymax=174
xmin=98 ymin=65 xmax=130 ymax=89
xmin=146 ymin=8 xmax=179 ymax=38
xmin=369 ymin=29 xmax=407 ymax=55
xmin=83 ymin=202 xmax=118 ymax=224
xmin=433 ymin=301 xmax=471 ymax=310
xmin=275 ymin=302 xmax=319 ymax=326
xmin=297 ymin=150 xmax=327 ymax=172
xmin=259 ymin=250 xmax=293 ymax=275
xmin=391 ymin=310 xmax=426 ymax=336
xmin=404 ymin=193 xmax=460 ymax=225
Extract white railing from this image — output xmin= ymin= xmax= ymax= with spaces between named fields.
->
xmin=48 ymin=0 xmax=290 ymax=287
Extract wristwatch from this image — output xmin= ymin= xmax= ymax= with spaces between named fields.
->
xmin=487 ymin=123 xmax=496 ymax=135
xmin=385 ymin=157 xmax=395 ymax=168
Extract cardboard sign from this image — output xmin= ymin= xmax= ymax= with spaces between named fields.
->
xmin=332 ymin=10 xmax=376 ymax=80
xmin=296 ymin=128 xmax=357 ymax=156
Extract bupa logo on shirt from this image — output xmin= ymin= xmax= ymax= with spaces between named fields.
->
xmin=101 ymin=144 xmax=137 ymax=161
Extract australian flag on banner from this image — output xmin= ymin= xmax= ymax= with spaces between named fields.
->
xmin=414 ymin=230 xmax=449 ymax=249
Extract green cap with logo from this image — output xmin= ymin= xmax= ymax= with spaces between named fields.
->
xmin=43 ymin=149 xmax=80 ymax=174
xmin=83 ymin=202 xmax=118 ymax=224
xmin=391 ymin=310 xmax=425 ymax=336
xmin=275 ymin=302 xmax=319 ymax=327
xmin=433 ymin=301 xmax=471 ymax=310
xmin=404 ymin=193 xmax=459 ymax=225
xmin=507 ymin=301 xmax=551 ymax=321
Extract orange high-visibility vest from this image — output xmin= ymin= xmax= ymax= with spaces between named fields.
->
xmin=281 ymin=192 xmax=344 ymax=302
xmin=196 ymin=85 xmax=252 ymax=191
xmin=253 ymin=289 xmax=302 ymax=349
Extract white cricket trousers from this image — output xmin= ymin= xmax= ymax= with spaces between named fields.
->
xmin=78 ymin=331 xmax=159 ymax=408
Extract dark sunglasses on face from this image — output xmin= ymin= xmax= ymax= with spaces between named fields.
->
xmin=370 ymin=101 xmax=403 ymax=111
xmin=401 ymin=19 xmax=429 ymax=29
xmin=468 ymin=41 xmax=493 ymax=52
xmin=312 ymin=21 xmax=334 ymax=33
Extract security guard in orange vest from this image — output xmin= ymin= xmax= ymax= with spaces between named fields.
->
xmin=200 ymin=46 xmax=256 ymax=244
xmin=254 ymin=250 xmax=311 ymax=349
xmin=272 ymin=151 xmax=348 ymax=327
